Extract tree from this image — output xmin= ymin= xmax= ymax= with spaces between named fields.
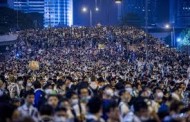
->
xmin=0 ymin=7 xmax=43 ymax=34
xmin=178 ymin=29 xmax=190 ymax=54
xmin=179 ymin=29 xmax=190 ymax=46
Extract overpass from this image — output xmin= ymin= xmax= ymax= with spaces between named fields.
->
xmin=0 ymin=34 xmax=18 ymax=46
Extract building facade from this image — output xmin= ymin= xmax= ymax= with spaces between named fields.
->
xmin=13 ymin=0 xmax=44 ymax=13
xmin=170 ymin=0 xmax=190 ymax=27
xmin=122 ymin=0 xmax=158 ymax=24
xmin=12 ymin=0 xmax=73 ymax=27
xmin=176 ymin=0 xmax=190 ymax=27
xmin=44 ymin=0 xmax=73 ymax=27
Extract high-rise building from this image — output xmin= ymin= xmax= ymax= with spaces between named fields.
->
xmin=13 ymin=0 xmax=44 ymax=13
xmin=12 ymin=0 xmax=73 ymax=27
xmin=44 ymin=0 xmax=73 ymax=27
xmin=176 ymin=0 xmax=190 ymax=27
xmin=122 ymin=0 xmax=158 ymax=24
xmin=170 ymin=0 xmax=190 ymax=27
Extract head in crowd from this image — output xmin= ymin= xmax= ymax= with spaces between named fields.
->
xmin=0 ymin=26 xmax=190 ymax=122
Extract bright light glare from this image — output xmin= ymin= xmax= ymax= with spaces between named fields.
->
xmin=165 ymin=24 xmax=170 ymax=29
xmin=82 ymin=7 xmax=87 ymax=12
xmin=95 ymin=7 xmax=99 ymax=11
xmin=115 ymin=1 xmax=122 ymax=4
xmin=177 ymin=38 xmax=181 ymax=42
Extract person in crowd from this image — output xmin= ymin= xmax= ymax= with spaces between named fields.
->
xmin=0 ymin=79 xmax=9 ymax=96
xmin=17 ymin=90 xmax=39 ymax=121
xmin=47 ymin=94 xmax=59 ymax=109
xmin=39 ymin=104 xmax=54 ymax=122
xmin=86 ymin=97 xmax=104 ymax=122
xmin=118 ymin=89 xmax=132 ymax=122
xmin=58 ymin=98 xmax=74 ymax=120
xmin=133 ymin=99 xmax=152 ymax=122
xmin=0 ymin=103 xmax=20 ymax=122
xmin=7 ymin=75 xmax=20 ymax=98
xmin=33 ymin=80 xmax=46 ymax=110
xmin=105 ymin=100 xmax=120 ymax=122
xmin=54 ymin=106 xmax=68 ymax=122
xmin=1 ymin=26 xmax=190 ymax=122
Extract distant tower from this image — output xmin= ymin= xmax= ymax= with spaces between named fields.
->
xmin=13 ymin=0 xmax=44 ymax=13
xmin=12 ymin=0 xmax=73 ymax=27
xmin=122 ymin=0 xmax=158 ymax=24
xmin=44 ymin=0 xmax=73 ymax=27
xmin=170 ymin=0 xmax=190 ymax=27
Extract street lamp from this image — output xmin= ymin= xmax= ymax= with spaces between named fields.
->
xmin=95 ymin=7 xmax=99 ymax=11
xmin=82 ymin=7 xmax=87 ymax=12
xmin=165 ymin=24 xmax=170 ymax=29
xmin=165 ymin=23 xmax=175 ymax=47
xmin=115 ymin=0 xmax=122 ymax=4
xmin=82 ymin=7 xmax=99 ymax=26
xmin=177 ymin=38 xmax=181 ymax=42
xmin=115 ymin=0 xmax=122 ymax=21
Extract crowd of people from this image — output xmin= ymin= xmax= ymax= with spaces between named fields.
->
xmin=1 ymin=26 xmax=190 ymax=122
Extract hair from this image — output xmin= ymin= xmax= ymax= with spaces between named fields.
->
xmin=47 ymin=94 xmax=59 ymax=100
xmin=58 ymin=98 xmax=69 ymax=107
xmin=115 ymin=82 xmax=125 ymax=90
xmin=170 ymin=100 xmax=184 ymax=113
xmin=56 ymin=79 xmax=65 ymax=89
xmin=118 ymin=89 xmax=126 ymax=96
xmin=24 ymin=90 xmax=34 ymax=98
xmin=87 ymin=97 xmax=102 ymax=114
xmin=97 ymin=77 xmax=105 ymax=83
xmin=66 ymin=91 xmax=77 ymax=99
xmin=55 ymin=106 xmax=67 ymax=112
xmin=104 ymin=100 xmax=118 ymax=113
xmin=77 ymin=82 xmax=90 ymax=95
xmin=66 ymin=76 xmax=73 ymax=82
xmin=91 ymin=76 xmax=97 ymax=82
xmin=39 ymin=104 xmax=54 ymax=116
xmin=33 ymin=81 xmax=41 ymax=89
xmin=133 ymin=98 xmax=148 ymax=113
xmin=0 ymin=103 xmax=17 ymax=122
xmin=43 ymin=82 xmax=52 ymax=89
xmin=102 ymin=85 xmax=112 ymax=91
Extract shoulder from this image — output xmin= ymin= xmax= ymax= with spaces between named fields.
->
xmin=31 ymin=106 xmax=38 ymax=111
xmin=18 ymin=105 xmax=26 ymax=111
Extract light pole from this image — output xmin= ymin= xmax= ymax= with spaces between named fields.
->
xmin=165 ymin=24 xmax=175 ymax=47
xmin=173 ymin=25 xmax=175 ymax=47
xmin=16 ymin=0 xmax=21 ymax=30
xmin=82 ymin=7 xmax=99 ymax=26
xmin=115 ymin=0 xmax=122 ymax=22
xmin=145 ymin=0 xmax=148 ymax=62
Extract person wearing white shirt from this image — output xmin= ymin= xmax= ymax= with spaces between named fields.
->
xmin=17 ymin=90 xmax=39 ymax=122
xmin=118 ymin=90 xmax=131 ymax=122
xmin=187 ymin=66 xmax=190 ymax=79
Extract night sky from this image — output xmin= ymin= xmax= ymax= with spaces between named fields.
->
xmin=73 ymin=0 xmax=171 ymax=26
xmin=0 ymin=0 xmax=7 ymax=4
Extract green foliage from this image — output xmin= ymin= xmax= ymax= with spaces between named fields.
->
xmin=0 ymin=7 xmax=43 ymax=34
xmin=179 ymin=29 xmax=190 ymax=46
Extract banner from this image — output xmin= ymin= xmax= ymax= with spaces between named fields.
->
xmin=98 ymin=44 xmax=105 ymax=49
xmin=29 ymin=61 xmax=39 ymax=71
